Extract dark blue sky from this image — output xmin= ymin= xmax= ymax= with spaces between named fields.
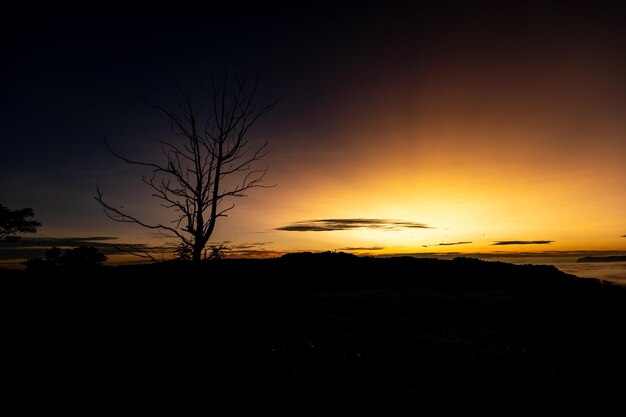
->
xmin=0 ymin=3 xmax=428 ymax=215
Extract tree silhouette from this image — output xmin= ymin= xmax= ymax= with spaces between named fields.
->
xmin=0 ymin=204 xmax=41 ymax=241
xmin=96 ymin=72 xmax=280 ymax=262
xmin=45 ymin=247 xmax=63 ymax=267
xmin=62 ymin=246 xmax=107 ymax=268
xmin=24 ymin=245 xmax=107 ymax=270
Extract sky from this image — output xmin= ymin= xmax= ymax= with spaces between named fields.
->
xmin=1 ymin=2 xmax=625 ymax=263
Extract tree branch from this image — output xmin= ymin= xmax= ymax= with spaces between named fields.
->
xmin=97 ymin=72 xmax=280 ymax=262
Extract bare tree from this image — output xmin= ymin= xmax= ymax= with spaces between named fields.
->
xmin=96 ymin=72 xmax=280 ymax=262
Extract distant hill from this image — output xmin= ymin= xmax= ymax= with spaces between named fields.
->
xmin=102 ymin=252 xmax=611 ymax=291
xmin=3 ymin=251 xmax=608 ymax=291
xmin=577 ymin=255 xmax=626 ymax=263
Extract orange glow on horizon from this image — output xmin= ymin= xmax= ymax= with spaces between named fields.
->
xmin=211 ymin=124 xmax=625 ymax=257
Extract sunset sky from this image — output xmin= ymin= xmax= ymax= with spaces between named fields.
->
xmin=1 ymin=2 xmax=625 ymax=262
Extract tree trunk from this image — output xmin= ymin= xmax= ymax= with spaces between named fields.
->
xmin=192 ymin=243 xmax=203 ymax=263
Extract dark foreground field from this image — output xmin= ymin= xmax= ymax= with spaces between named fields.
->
xmin=3 ymin=253 xmax=626 ymax=415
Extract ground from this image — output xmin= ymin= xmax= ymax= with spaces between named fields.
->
xmin=3 ymin=254 xmax=626 ymax=415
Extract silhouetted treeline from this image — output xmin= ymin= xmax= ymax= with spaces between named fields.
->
xmin=100 ymin=251 xmax=612 ymax=293
xmin=24 ymin=245 xmax=107 ymax=270
xmin=10 ymin=250 xmax=618 ymax=293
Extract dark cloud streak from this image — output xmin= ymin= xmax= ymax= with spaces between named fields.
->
xmin=0 ymin=237 xmax=170 ymax=260
xmin=492 ymin=240 xmax=554 ymax=245
xmin=0 ymin=236 xmax=119 ymax=248
xmin=337 ymin=246 xmax=385 ymax=251
xmin=276 ymin=219 xmax=430 ymax=232
xmin=229 ymin=242 xmax=273 ymax=250
xmin=438 ymin=241 xmax=472 ymax=246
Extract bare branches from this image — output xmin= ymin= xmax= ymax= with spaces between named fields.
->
xmin=96 ymin=72 xmax=280 ymax=262
xmin=111 ymin=244 xmax=162 ymax=263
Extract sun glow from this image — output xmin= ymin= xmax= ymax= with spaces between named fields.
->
xmin=220 ymin=124 xmax=626 ymax=256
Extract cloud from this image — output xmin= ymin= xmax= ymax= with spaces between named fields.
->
xmin=0 ymin=236 xmax=171 ymax=260
xmin=276 ymin=218 xmax=430 ymax=232
xmin=61 ymin=236 xmax=117 ymax=242
xmin=229 ymin=242 xmax=273 ymax=250
xmin=492 ymin=240 xmax=554 ymax=245
xmin=437 ymin=241 xmax=472 ymax=246
xmin=0 ymin=236 xmax=119 ymax=248
xmin=337 ymin=246 xmax=385 ymax=251
xmin=220 ymin=242 xmax=284 ymax=258
xmin=226 ymin=249 xmax=286 ymax=258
